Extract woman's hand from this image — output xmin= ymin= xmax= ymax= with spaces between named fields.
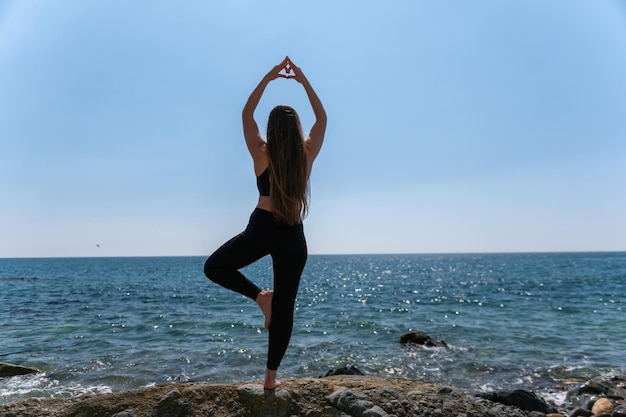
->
xmin=264 ymin=56 xmax=307 ymax=82
xmin=284 ymin=57 xmax=306 ymax=84
xmin=265 ymin=56 xmax=291 ymax=81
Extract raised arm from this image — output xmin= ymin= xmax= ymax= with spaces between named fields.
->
xmin=288 ymin=59 xmax=327 ymax=164
xmin=242 ymin=57 xmax=290 ymax=163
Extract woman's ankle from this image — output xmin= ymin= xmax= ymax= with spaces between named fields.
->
xmin=264 ymin=369 xmax=281 ymax=390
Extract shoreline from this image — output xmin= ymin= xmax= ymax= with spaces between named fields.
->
xmin=3 ymin=373 xmax=624 ymax=417
xmin=0 ymin=375 xmax=544 ymax=417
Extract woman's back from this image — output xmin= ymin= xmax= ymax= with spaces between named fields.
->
xmin=243 ymin=57 xmax=327 ymax=225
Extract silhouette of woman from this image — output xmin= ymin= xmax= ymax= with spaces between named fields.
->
xmin=204 ymin=56 xmax=326 ymax=390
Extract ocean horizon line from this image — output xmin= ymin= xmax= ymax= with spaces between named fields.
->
xmin=1 ymin=249 xmax=624 ymax=260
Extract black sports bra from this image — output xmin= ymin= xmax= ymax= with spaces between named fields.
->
xmin=256 ymin=168 xmax=270 ymax=196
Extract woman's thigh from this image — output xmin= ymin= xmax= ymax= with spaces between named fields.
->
xmin=271 ymin=227 xmax=307 ymax=306
xmin=206 ymin=212 xmax=274 ymax=273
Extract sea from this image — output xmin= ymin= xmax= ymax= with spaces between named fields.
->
xmin=1 ymin=252 xmax=624 ymax=408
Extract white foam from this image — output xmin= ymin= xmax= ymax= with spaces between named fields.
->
xmin=539 ymin=390 xmax=568 ymax=408
xmin=0 ymin=373 xmax=112 ymax=404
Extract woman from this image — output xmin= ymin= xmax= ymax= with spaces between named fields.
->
xmin=204 ymin=56 xmax=326 ymax=391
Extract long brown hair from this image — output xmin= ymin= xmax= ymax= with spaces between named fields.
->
xmin=266 ymin=105 xmax=309 ymax=225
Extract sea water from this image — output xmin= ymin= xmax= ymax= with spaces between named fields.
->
xmin=1 ymin=253 xmax=624 ymax=406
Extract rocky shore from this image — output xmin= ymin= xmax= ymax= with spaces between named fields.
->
xmin=0 ymin=375 xmax=537 ymax=417
xmin=1 ymin=373 xmax=624 ymax=417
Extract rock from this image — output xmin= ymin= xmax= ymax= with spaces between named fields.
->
xmin=399 ymin=332 xmax=448 ymax=348
xmin=0 ymin=375 xmax=550 ymax=417
xmin=579 ymin=380 xmax=611 ymax=396
xmin=327 ymin=388 xmax=365 ymax=409
xmin=607 ymin=385 xmax=626 ymax=401
xmin=327 ymin=388 xmax=389 ymax=416
xmin=154 ymin=388 xmax=189 ymax=417
xmin=569 ymin=407 xmax=593 ymax=417
xmin=174 ymin=373 xmax=189 ymax=383
xmin=613 ymin=405 xmax=626 ymax=417
xmin=0 ymin=362 xmax=41 ymax=377
xmin=477 ymin=389 xmax=556 ymax=413
xmin=237 ymin=383 xmax=266 ymax=399
xmin=591 ymin=397 xmax=614 ymax=415
xmin=567 ymin=377 xmax=626 ymax=413
xmin=581 ymin=396 xmax=602 ymax=410
xmin=111 ymin=411 xmax=136 ymax=417
xmin=361 ymin=404 xmax=389 ymax=416
xmin=236 ymin=383 xmax=293 ymax=416
xmin=577 ymin=377 xmax=626 ymax=401
xmin=320 ymin=365 xmax=365 ymax=377
xmin=361 ymin=387 xmax=403 ymax=415
xmin=364 ymin=387 xmax=402 ymax=402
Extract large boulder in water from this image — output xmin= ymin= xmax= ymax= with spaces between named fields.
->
xmin=399 ymin=332 xmax=448 ymax=348
xmin=0 ymin=362 xmax=41 ymax=377
xmin=320 ymin=365 xmax=365 ymax=377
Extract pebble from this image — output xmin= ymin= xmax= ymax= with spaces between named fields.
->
xmin=613 ymin=405 xmax=626 ymax=417
xmin=591 ymin=398 xmax=614 ymax=416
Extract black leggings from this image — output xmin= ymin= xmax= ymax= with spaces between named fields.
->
xmin=204 ymin=208 xmax=307 ymax=371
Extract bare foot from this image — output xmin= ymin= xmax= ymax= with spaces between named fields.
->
xmin=264 ymin=369 xmax=281 ymax=391
xmin=255 ymin=290 xmax=273 ymax=330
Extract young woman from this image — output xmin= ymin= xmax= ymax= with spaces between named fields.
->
xmin=204 ymin=57 xmax=326 ymax=390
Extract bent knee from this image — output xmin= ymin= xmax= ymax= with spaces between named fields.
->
xmin=203 ymin=259 xmax=220 ymax=281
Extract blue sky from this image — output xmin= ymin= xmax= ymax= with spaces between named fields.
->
xmin=1 ymin=0 xmax=625 ymax=257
